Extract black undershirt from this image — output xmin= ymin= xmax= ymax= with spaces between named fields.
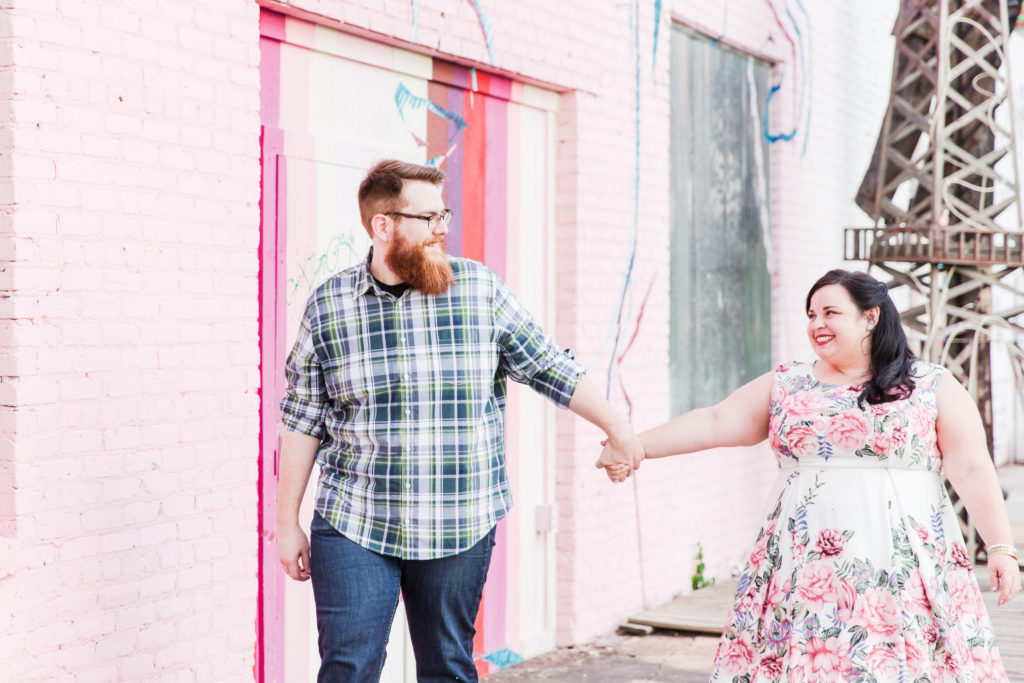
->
xmin=372 ymin=275 xmax=411 ymax=299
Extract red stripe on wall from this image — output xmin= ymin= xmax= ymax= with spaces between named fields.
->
xmin=460 ymin=88 xmax=487 ymax=262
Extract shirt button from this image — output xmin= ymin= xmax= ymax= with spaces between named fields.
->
xmin=403 ymin=373 xmax=410 ymax=380
xmin=401 ymin=336 xmax=406 ymax=343
xmin=405 ymin=482 xmax=411 ymax=489
xmin=405 ymin=409 xmax=411 ymax=416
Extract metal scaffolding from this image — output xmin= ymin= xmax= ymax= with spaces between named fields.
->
xmin=845 ymin=0 xmax=1024 ymax=558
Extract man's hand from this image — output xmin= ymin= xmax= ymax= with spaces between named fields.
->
xmin=277 ymin=521 xmax=311 ymax=581
xmin=594 ymin=428 xmax=644 ymax=482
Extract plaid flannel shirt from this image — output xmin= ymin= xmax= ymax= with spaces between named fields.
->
xmin=281 ymin=252 xmax=583 ymax=560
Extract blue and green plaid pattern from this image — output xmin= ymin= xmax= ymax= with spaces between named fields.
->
xmin=281 ymin=252 xmax=582 ymax=560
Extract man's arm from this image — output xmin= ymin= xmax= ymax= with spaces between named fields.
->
xmin=568 ymin=375 xmax=644 ymax=470
xmin=276 ymin=430 xmax=321 ymax=582
xmin=486 ymin=275 xmax=641 ymax=469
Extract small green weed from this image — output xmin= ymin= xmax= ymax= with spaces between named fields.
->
xmin=691 ymin=542 xmax=716 ymax=590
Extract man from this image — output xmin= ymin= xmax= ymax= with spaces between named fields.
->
xmin=277 ymin=159 xmax=643 ymax=682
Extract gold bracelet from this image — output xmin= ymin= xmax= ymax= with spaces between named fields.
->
xmin=988 ymin=543 xmax=1017 ymax=553
xmin=987 ymin=545 xmax=1019 ymax=561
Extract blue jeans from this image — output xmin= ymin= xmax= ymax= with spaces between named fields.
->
xmin=309 ymin=511 xmax=496 ymax=682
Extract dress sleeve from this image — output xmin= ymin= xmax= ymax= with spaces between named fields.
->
xmin=280 ymin=298 xmax=330 ymax=438
xmin=492 ymin=277 xmax=583 ymax=408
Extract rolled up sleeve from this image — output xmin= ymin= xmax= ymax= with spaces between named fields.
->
xmin=493 ymin=279 xmax=583 ymax=408
xmin=280 ymin=302 xmax=330 ymax=438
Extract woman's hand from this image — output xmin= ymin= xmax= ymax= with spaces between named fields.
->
xmin=988 ymin=553 xmax=1021 ymax=606
xmin=604 ymin=462 xmax=632 ymax=483
xmin=596 ymin=436 xmax=644 ymax=483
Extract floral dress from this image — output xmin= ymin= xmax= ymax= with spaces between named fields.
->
xmin=709 ymin=361 xmax=1007 ymax=683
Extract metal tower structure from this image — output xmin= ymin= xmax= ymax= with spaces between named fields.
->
xmin=845 ymin=0 xmax=1024 ymax=558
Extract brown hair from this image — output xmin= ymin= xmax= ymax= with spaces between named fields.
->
xmin=357 ymin=159 xmax=446 ymax=236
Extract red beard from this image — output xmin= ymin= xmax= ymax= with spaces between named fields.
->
xmin=384 ymin=229 xmax=455 ymax=295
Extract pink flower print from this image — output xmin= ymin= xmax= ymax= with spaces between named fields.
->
xmin=970 ymin=646 xmax=1001 ymax=680
xmin=718 ymin=633 xmax=755 ymax=676
xmin=905 ymin=639 xmax=927 ymax=679
xmin=834 ymin=578 xmax=856 ymax=622
xmin=944 ymin=630 xmax=970 ymax=676
xmin=852 ymin=588 xmax=901 ymax=644
xmin=946 ymin=572 xmax=981 ymax=618
xmin=777 ymin=362 xmax=792 ymax=373
xmin=813 ymin=528 xmax=846 ymax=557
xmin=903 ymin=569 xmax=934 ymax=617
xmin=771 ymin=383 xmax=787 ymax=407
xmin=735 ymin=580 xmax=762 ymax=615
xmin=795 ymin=636 xmax=851 ymax=683
xmin=758 ymin=653 xmax=785 ymax=680
xmin=922 ymin=621 xmax=940 ymax=646
xmin=915 ymin=524 xmax=929 ymax=542
xmin=950 ymin=542 xmax=972 ymax=570
xmin=765 ymin=577 xmax=791 ymax=612
xmin=907 ymin=403 xmax=934 ymax=437
xmin=795 ymin=560 xmax=838 ymax=613
xmin=825 ymin=411 xmax=871 ymax=452
xmin=868 ymin=402 xmax=892 ymax=418
xmin=785 ymin=425 xmax=820 ymax=459
xmin=786 ymin=390 xmax=827 ymax=418
xmin=749 ymin=534 xmax=769 ymax=567
xmin=769 ymin=423 xmax=783 ymax=454
xmin=870 ymin=424 xmax=908 ymax=457
xmin=866 ymin=646 xmax=900 ymax=681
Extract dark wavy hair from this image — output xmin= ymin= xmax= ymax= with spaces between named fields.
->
xmin=806 ymin=269 xmax=917 ymax=406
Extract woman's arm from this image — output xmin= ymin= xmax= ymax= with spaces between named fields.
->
xmin=936 ymin=372 xmax=1021 ymax=605
xmin=638 ymin=371 xmax=774 ymax=459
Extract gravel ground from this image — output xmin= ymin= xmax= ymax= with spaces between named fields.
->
xmin=486 ymin=632 xmax=718 ymax=682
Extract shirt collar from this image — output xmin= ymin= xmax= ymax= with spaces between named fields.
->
xmin=354 ymin=248 xmax=377 ymax=297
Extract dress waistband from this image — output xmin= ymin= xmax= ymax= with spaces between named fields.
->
xmin=778 ymin=459 xmax=940 ymax=475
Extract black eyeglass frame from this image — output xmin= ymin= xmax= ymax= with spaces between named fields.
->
xmin=386 ymin=209 xmax=454 ymax=230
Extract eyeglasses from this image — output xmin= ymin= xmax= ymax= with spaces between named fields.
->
xmin=386 ymin=209 xmax=454 ymax=230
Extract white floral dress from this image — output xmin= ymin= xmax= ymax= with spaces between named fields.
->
xmin=709 ymin=361 xmax=1007 ymax=683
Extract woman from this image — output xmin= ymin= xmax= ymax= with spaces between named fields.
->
xmin=604 ymin=269 xmax=1020 ymax=682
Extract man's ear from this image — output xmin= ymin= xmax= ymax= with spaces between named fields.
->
xmin=371 ymin=213 xmax=391 ymax=242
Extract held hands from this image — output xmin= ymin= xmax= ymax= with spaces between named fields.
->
xmin=277 ymin=521 xmax=312 ymax=581
xmin=988 ymin=553 xmax=1021 ymax=606
xmin=594 ymin=427 xmax=645 ymax=484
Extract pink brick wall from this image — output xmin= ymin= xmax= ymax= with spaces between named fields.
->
xmin=0 ymin=1 xmax=262 ymax=680
xmin=0 ymin=0 xmax=904 ymax=676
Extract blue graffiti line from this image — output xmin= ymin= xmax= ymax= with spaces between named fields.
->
xmin=393 ymin=81 xmax=468 ymax=152
xmin=468 ymin=0 xmax=496 ymax=64
xmin=479 ymin=648 xmax=525 ymax=669
xmin=763 ymin=81 xmax=797 ymax=143
xmin=652 ymin=0 xmax=662 ymax=70
xmin=411 ymin=0 xmax=420 ymax=41
xmin=782 ymin=0 xmax=810 ymax=154
xmin=761 ymin=0 xmax=812 ymax=150
xmin=605 ymin=0 xmax=643 ymax=395
xmin=791 ymin=0 xmax=813 ymax=155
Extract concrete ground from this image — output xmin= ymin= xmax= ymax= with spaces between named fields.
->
xmin=486 ymin=632 xmax=720 ymax=682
